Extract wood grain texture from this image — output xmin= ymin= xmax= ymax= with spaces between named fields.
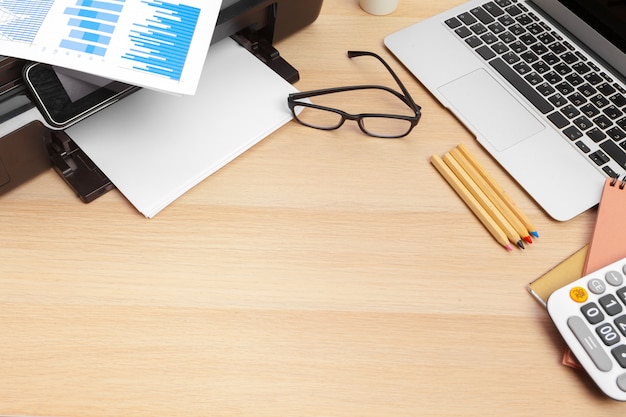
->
xmin=1 ymin=0 xmax=614 ymax=415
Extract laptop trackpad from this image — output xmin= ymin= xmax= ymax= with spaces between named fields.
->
xmin=439 ymin=69 xmax=544 ymax=151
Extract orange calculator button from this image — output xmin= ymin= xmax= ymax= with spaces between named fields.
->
xmin=569 ymin=286 xmax=588 ymax=303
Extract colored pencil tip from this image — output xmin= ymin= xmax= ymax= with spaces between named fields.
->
xmin=517 ymin=240 xmax=525 ymax=249
xmin=505 ymin=244 xmax=514 ymax=252
xmin=530 ymin=231 xmax=539 ymax=238
xmin=523 ymin=236 xmax=533 ymax=244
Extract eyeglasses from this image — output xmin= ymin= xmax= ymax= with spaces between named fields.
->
xmin=287 ymin=51 xmax=421 ymax=138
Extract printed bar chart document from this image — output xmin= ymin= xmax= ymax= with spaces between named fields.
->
xmin=0 ymin=0 xmax=220 ymax=95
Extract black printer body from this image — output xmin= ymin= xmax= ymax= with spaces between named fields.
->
xmin=0 ymin=0 xmax=323 ymax=199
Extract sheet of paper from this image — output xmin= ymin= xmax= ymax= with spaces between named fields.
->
xmin=65 ymin=37 xmax=299 ymax=217
xmin=0 ymin=0 xmax=220 ymax=95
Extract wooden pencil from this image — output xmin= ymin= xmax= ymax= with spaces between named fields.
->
xmin=457 ymin=143 xmax=539 ymax=238
xmin=442 ymin=152 xmax=525 ymax=249
xmin=430 ymin=154 xmax=514 ymax=251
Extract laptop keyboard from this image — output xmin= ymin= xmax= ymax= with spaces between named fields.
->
xmin=445 ymin=0 xmax=626 ymax=179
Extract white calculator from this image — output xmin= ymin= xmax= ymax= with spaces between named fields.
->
xmin=547 ymin=256 xmax=626 ymax=401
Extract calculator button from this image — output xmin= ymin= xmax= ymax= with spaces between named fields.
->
xmin=615 ymin=315 xmax=626 ymax=336
xmin=570 ymin=286 xmax=588 ymax=303
xmin=606 ymin=270 xmax=624 ymax=286
xmin=567 ymin=316 xmax=613 ymax=371
xmin=596 ymin=323 xmax=621 ymax=346
xmin=581 ymin=303 xmax=604 ymax=324
xmin=618 ymin=373 xmax=626 ymax=392
xmin=617 ymin=287 xmax=626 ymax=304
xmin=600 ymin=294 xmax=623 ymax=316
xmin=612 ymin=345 xmax=626 ymax=368
xmin=588 ymin=278 xmax=606 ymax=294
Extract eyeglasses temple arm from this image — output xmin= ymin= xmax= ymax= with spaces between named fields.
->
xmin=347 ymin=51 xmax=421 ymax=113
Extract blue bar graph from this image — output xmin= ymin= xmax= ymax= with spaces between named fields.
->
xmin=121 ymin=1 xmax=201 ymax=81
xmin=0 ymin=1 xmax=55 ymax=43
xmin=60 ymin=0 xmax=126 ymax=56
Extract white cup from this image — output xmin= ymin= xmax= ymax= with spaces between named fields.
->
xmin=359 ymin=0 xmax=399 ymax=15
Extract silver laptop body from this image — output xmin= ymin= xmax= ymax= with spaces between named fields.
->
xmin=386 ymin=0 xmax=626 ymax=221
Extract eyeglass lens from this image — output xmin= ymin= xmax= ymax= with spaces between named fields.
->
xmin=292 ymin=104 xmax=414 ymax=138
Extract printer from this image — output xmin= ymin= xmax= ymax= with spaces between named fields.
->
xmin=0 ymin=0 xmax=323 ymax=200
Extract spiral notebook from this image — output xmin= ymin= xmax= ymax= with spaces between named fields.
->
xmin=582 ymin=177 xmax=626 ymax=275
xmin=529 ymin=177 xmax=626 ymax=305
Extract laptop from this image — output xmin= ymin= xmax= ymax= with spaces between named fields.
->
xmin=385 ymin=0 xmax=626 ymax=221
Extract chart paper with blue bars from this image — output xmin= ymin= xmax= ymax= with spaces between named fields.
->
xmin=0 ymin=0 xmax=220 ymax=94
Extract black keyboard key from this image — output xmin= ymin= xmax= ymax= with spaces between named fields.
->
xmin=520 ymin=51 xmax=538 ymax=63
xmin=491 ymin=42 xmax=509 ymax=54
xmin=470 ymin=23 xmax=488 ymax=35
xmin=585 ymin=73 xmax=603 ymax=85
xmin=537 ymin=82 xmax=555 ymax=96
xmin=564 ymin=126 xmax=583 ymax=140
xmin=555 ymin=82 xmax=574 ymax=95
xmin=603 ymin=165 xmax=619 ymax=178
xmin=525 ymin=72 xmax=543 ymax=85
xmin=499 ymin=31 xmax=516 ymax=43
xmin=509 ymin=41 xmax=527 ymax=53
xmin=594 ymin=115 xmax=613 ymax=129
xmin=484 ymin=1 xmax=505 ymax=17
xmin=527 ymin=23 xmax=544 ymax=35
xmin=508 ymin=23 xmax=525 ymax=35
xmin=548 ymin=93 xmax=568 ymax=107
xmin=618 ymin=117 xmax=626 ymax=130
xmin=578 ymin=84 xmax=596 ymax=97
xmin=490 ymin=57 xmax=554 ymax=114
xmin=587 ymin=127 xmax=607 ymax=143
xmin=561 ymin=104 xmax=580 ymax=119
xmin=590 ymin=150 xmax=610 ymax=166
xmin=549 ymin=42 xmax=567 ymax=55
xmin=600 ymin=140 xmax=626 ymax=169
xmin=543 ymin=71 xmax=561 ymax=84
xmin=565 ymin=73 xmax=584 ymax=86
xmin=502 ymin=51 xmax=520 ymax=64
xmin=604 ymin=105 xmax=623 ymax=120
xmin=530 ymin=43 xmax=549 ymax=55
xmin=611 ymin=94 xmax=626 ymax=108
xmin=553 ymin=63 xmax=572 ymax=76
xmin=458 ymin=12 xmax=477 ymax=25
xmin=471 ymin=7 xmax=495 ymax=24
xmin=481 ymin=33 xmax=499 ymax=44
xmin=598 ymin=83 xmax=617 ymax=96
xmin=573 ymin=116 xmax=593 ymax=131
xmin=543 ymin=52 xmax=560 ymax=65
xmin=568 ymin=92 xmax=587 ymax=106
xmin=499 ymin=15 xmax=516 ymax=26
xmin=507 ymin=4 xmax=523 ymax=16
xmin=466 ymin=35 xmax=483 ymax=48
xmin=488 ymin=22 xmax=506 ymax=34
xmin=513 ymin=62 xmax=532 ymax=75
xmin=519 ymin=33 xmax=536 ymax=45
xmin=591 ymin=94 xmax=610 ymax=108
xmin=581 ymin=103 xmax=600 ymax=118
xmin=573 ymin=62 xmax=592 ymax=75
xmin=608 ymin=127 xmax=626 ymax=142
xmin=575 ymin=140 xmax=590 ymax=152
xmin=561 ymin=52 xmax=579 ymax=64
xmin=532 ymin=61 xmax=550 ymax=74
xmin=548 ymin=111 xmax=569 ymax=128
xmin=455 ymin=26 xmax=473 ymax=38
xmin=538 ymin=32 xmax=556 ymax=44
xmin=445 ymin=17 xmax=462 ymax=28
xmin=476 ymin=45 xmax=496 ymax=60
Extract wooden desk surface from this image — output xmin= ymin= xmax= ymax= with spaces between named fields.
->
xmin=2 ymin=0 xmax=621 ymax=415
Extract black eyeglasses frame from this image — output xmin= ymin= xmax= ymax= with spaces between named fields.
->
xmin=287 ymin=51 xmax=421 ymax=138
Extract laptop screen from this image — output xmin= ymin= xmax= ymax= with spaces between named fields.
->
xmin=558 ymin=0 xmax=626 ymax=53
xmin=533 ymin=0 xmax=626 ymax=76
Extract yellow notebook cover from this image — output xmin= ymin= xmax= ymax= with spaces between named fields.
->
xmin=527 ymin=245 xmax=588 ymax=306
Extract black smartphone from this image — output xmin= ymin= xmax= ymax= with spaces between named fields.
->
xmin=23 ymin=62 xmax=139 ymax=129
